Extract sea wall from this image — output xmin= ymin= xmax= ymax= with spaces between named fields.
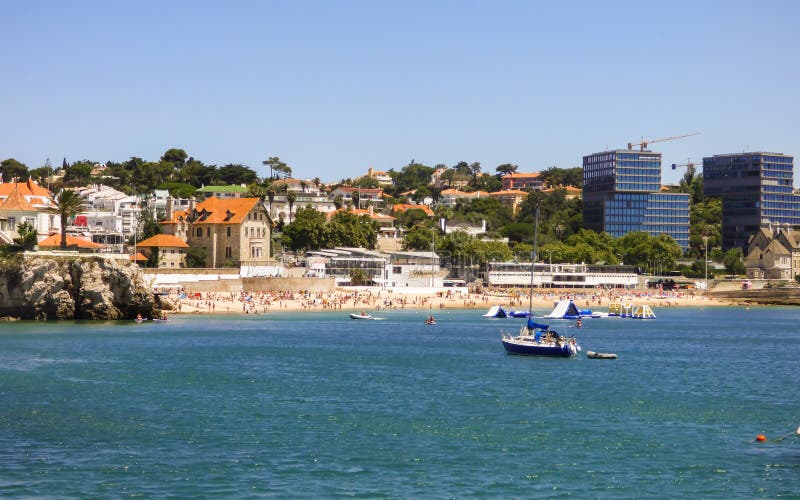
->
xmin=709 ymin=287 xmax=800 ymax=305
xmin=0 ymin=254 xmax=159 ymax=320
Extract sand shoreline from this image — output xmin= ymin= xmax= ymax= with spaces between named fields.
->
xmin=161 ymin=287 xmax=736 ymax=317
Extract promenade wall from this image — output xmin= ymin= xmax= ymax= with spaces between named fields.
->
xmin=141 ymin=269 xmax=335 ymax=293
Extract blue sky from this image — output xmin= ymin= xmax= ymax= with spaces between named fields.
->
xmin=2 ymin=0 xmax=798 ymax=184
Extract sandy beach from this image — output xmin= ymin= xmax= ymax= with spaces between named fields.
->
xmin=161 ymin=287 xmax=730 ymax=316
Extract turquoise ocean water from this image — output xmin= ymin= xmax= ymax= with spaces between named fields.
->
xmin=0 ymin=306 xmax=798 ymax=497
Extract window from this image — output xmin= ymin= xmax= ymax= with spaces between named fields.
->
xmin=227 ymin=227 xmax=231 ymax=237
xmin=206 ymin=228 xmax=211 ymax=237
xmin=225 ymin=247 xmax=232 ymax=258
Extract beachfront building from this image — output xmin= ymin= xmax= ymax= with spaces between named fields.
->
xmin=305 ymin=247 xmax=444 ymax=287
xmin=500 ymin=172 xmax=544 ymax=191
xmin=744 ymin=226 xmax=800 ymax=280
xmin=485 ymin=261 xmax=639 ymax=288
xmin=703 ymin=152 xmax=800 ymax=251
xmin=135 ymin=234 xmax=190 ymax=268
xmin=184 ymin=196 xmax=273 ymax=268
xmin=582 ymin=149 xmax=690 ymax=250
xmin=0 ymin=180 xmax=59 ymax=244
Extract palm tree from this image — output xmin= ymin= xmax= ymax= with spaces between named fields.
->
xmin=46 ymin=189 xmax=84 ymax=249
xmin=265 ymin=184 xmax=277 ymax=219
xmin=286 ymin=191 xmax=297 ymax=223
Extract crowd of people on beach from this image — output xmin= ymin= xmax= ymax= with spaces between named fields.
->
xmin=161 ymin=284 xmax=716 ymax=316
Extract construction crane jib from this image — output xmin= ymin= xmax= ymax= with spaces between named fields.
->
xmin=627 ymin=132 xmax=700 ymax=151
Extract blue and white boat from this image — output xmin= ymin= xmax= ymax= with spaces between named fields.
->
xmin=501 ymin=318 xmax=579 ymax=357
xmin=500 ymin=206 xmax=579 ymax=357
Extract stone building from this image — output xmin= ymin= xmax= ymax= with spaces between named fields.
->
xmin=163 ymin=196 xmax=273 ymax=268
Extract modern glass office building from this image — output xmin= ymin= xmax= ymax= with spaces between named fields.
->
xmin=703 ymin=152 xmax=800 ymax=251
xmin=583 ymin=150 xmax=690 ymax=250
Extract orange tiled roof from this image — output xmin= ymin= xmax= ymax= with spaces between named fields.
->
xmin=0 ymin=183 xmax=36 ymax=210
xmin=190 ymin=197 xmax=262 ymax=225
xmin=0 ymin=179 xmax=52 ymax=198
xmin=38 ymin=234 xmax=104 ymax=248
xmin=130 ymin=252 xmax=147 ymax=261
xmin=392 ymin=203 xmax=434 ymax=216
xmin=160 ymin=209 xmax=189 ymax=224
xmin=490 ymin=189 xmax=528 ymax=196
xmin=502 ymin=172 xmax=541 ymax=178
xmin=136 ymin=234 xmax=189 ymax=248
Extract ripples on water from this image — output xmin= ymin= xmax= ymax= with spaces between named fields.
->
xmin=0 ymin=307 xmax=798 ymax=497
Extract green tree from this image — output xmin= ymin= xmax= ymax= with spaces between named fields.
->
xmin=137 ymin=204 xmax=163 ymax=241
xmin=723 ymin=248 xmax=746 ymax=275
xmin=387 ymin=161 xmax=435 ymax=194
xmin=0 ymin=158 xmax=29 ymax=182
xmin=403 ymin=224 xmax=438 ymax=251
xmin=13 ymin=221 xmax=38 ymax=251
xmin=354 ymin=176 xmax=380 ymax=188
xmin=452 ymin=197 xmax=512 ymax=232
xmin=186 ymin=247 xmax=208 ymax=268
xmin=29 ymin=158 xmax=54 ymax=185
xmin=349 ymin=268 xmax=369 ymax=285
xmin=159 ymin=182 xmax=197 ymax=199
xmin=161 ymin=148 xmax=188 ymax=169
xmin=281 ymin=206 xmax=327 ymax=252
xmin=325 ymin=211 xmax=378 ymax=249
xmin=495 ymin=163 xmax=518 ymax=176
xmin=539 ymin=166 xmax=583 ymax=188
xmin=218 ymin=164 xmax=258 ymax=185
xmin=46 ymin=189 xmax=84 ymax=249
xmin=63 ymin=161 xmax=94 ymax=186
xmin=146 ymin=247 xmax=160 ymax=268
xmin=263 ymin=156 xmax=290 ymax=180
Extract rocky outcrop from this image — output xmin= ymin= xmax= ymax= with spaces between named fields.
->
xmin=0 ymin=255 xmax=160 ymax=320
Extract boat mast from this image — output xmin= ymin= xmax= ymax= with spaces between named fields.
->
xmin=529 ymin=204 xmax=539 ymax=314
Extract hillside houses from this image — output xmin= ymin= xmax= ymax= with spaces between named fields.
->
xmin=0 ymin=180 xmax=59 ymax=244
xmin=0 ymin=163 xmax=582 ymax=273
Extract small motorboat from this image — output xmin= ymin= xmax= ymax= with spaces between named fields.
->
xmin=586 ymin=351 xmax=617 ymax=359
xmin=349 ymin=312 xmax=374 ymax=320
xmin=425 ymin=316 xmax=436 ymax=325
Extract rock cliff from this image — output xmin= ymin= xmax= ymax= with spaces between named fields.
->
xmin=0 ymin=255 xmax=160 ymax=320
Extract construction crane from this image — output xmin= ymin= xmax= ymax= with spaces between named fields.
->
xmin=627 ymin=132 xmax=700 ymax=151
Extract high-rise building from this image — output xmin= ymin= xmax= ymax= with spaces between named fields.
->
xmin=703 ymin=152 xmax=800 ymax=251
xmin=582 ymin=149 xmax=690 ymax=250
